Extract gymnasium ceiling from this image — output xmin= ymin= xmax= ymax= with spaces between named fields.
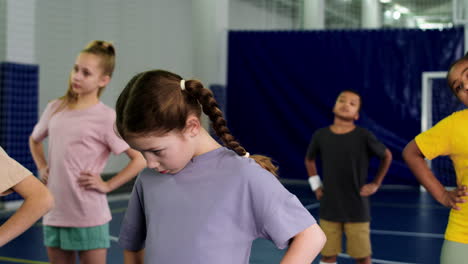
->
xmin=238 ymin=0 xmax=455 ymax=29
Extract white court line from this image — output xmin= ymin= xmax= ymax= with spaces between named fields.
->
xmin=108 ymin=193 xmax=132 ymax=202
xmin=304 ymin=203 xmax=444 ymax=239
xmin=305 ymin=203 xmax=320 ymax=209
xmin=338 ymin=253 xmax=417 ymax=264
xmin=371 ymin=229 xmax=444 ymax=239
xmin=304 ymin=202 xmax=439 ymax=264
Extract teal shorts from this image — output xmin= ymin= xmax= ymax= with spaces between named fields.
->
xmin=43 ymin=223 xmax=110 ymax=251
xmin=440 ymin=239 xmax=468 ymax=264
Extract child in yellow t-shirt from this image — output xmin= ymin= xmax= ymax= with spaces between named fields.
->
xmin=403 ymin=53 xmax=468 ymax=263
xmin=0 ymin=147 xmax=54 ymax=246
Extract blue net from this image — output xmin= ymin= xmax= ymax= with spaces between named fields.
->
xmin=0 ymin=62 xmax=39 ymax=201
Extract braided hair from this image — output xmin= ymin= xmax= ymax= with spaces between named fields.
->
xmin=115 ymin=70 xmax=278 ymax=176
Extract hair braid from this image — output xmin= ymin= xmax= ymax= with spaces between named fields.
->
xmin=185 ymin=80 xmax=247 ymax=156
xmin=184 ymin=80 xmax=278 ymax=176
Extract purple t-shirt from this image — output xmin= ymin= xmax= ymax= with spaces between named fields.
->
xmin=119 ymin=147 xmax=316 ymax=263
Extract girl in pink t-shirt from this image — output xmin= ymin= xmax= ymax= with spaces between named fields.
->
xmin=29 ymin=40 xmax=146 ymax=264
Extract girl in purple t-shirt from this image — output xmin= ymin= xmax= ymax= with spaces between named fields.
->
xmin=29 ymin=40 xmax=146 ymax=264
xmin=115 ymin=69 xmax=326 ymax=263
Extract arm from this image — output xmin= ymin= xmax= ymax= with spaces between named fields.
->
xmin=403 ymin=140 xmax=467 ymax=210
xmin=0 ymin=175 xmax=54 ymax=246
xmin=29 ymin=136 xmax=49 ymax=183
xmin=360 ymin=148 xmax=393 ymax=196
xmin=280 ymin=223 xmax=326 ymax=264
xmin=79 ymin=148 xmax=146 ymax=193
xmin=373 ymin=148 xmax=392 ymax=185
xmin=102 ymin=148 xmax=146 ymax=192
xmin=305 ymin=157 xmax=323 ymax=200
xmin=124 ymin=249 xmax=144 ymax=264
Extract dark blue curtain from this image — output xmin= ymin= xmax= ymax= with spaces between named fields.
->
xmin=226 ymin=27 xmax=464 ymax=185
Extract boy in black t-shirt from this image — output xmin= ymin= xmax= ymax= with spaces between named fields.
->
xmin=305 ymin=90 xmax=392 ymax=264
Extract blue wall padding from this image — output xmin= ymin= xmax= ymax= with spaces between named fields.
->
xmin=0 ymin=62 xmax=39 ymax=200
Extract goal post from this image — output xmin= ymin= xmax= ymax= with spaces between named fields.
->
xmin=421 ymin=71 xmax=463 ymax=189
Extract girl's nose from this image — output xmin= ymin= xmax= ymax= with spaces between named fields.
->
xmin=143 ymin=155 xmax=160 ymax=170
xmin=72 ymin=72 xmax=81 ymax=81
xmin=147 ymin=162 xmax=159 ymax=170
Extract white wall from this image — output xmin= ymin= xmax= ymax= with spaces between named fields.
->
xmin=3 ymin=0 xmax=294 ymax=174
xmin=0 ymin=1 xmax=6 ymax=61
xmin=35 ymin=0 xmax=194 ymax=173
xmin=6 ymin=0 xmax=36 ymax=63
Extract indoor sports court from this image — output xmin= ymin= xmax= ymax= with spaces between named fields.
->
xmin=0 ymin=0 xmax=467 ymax=263
xmin=0 ymin=186 xmax=452 ymax=263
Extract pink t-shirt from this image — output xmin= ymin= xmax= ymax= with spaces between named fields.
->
xmin=31 ymin=100 xmax=129 ymax=227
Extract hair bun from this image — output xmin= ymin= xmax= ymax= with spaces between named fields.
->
xmin=84 ymin=40 xmax=115 ymax=54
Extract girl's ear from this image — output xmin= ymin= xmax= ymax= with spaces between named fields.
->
xmin=184 ymin=115 xmax=201 ymax=138
xmin=98 ymin=75 xmax=111 ymax=88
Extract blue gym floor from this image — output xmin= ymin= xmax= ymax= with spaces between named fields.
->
xmin=0 ymin=183 xmax=448 ymax=264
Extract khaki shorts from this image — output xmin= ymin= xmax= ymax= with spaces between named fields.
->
xmin=319 ymin=219 xmax=371 ymax=259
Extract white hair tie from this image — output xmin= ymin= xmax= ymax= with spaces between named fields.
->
xmin=180 ymin=79 xmax=186 ymax=90
xmin=243 ymin=152 xmax=250 ymax=158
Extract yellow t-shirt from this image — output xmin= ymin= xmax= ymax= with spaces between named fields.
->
xmin=0 ymin=147 xmax=31 ymax=196
xmin=415 ymin=109 xmax=468 ymax=243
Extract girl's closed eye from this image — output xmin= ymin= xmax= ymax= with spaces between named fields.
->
xmin=152 ymin=150 xmax=163 ymax=156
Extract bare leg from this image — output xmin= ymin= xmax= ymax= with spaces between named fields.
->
xmin=47 ymin=247 xmax=76 ymax=264
xmin=321 ymin=255 xmax=338 ymax=263
xmin=356 ymin=256 xmax=372 ymax=264
xmin=79 ymin=248 xmax=107 ymax=264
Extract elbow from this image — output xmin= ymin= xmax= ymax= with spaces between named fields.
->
xmin=130 ymin=150 xmax=147 ymax=170
xmin=27 ymin=187 xmax=55 ymax=215
xmin=29 ymin=135 xmax=37 ymax=145
xmin=317 ymin=225 xmax=327 ymax=249
xmin=35 ymin=187 xmax=55 ymax=213
xmin=402 ymin=141 xmax=414 ymax=163
xmin=29 ymin=136 xmax=40 ymax=150
xmin=136 ymin=155 xmax=147 ymax=170
xmin=304 ymin=157 xmax=314 ymax=167
xmin=402 ymin=147 xmax=409 ymax=163
xmin=43 ymin=190 xmax=55 ymax=212
xmin=305 ymin=223 xmax=327 ymax=251
xmin=385 ymin=148 xmax=393 ymax=163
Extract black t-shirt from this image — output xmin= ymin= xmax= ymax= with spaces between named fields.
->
xmin=306 ymin=126 xmax=386 ymax=222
